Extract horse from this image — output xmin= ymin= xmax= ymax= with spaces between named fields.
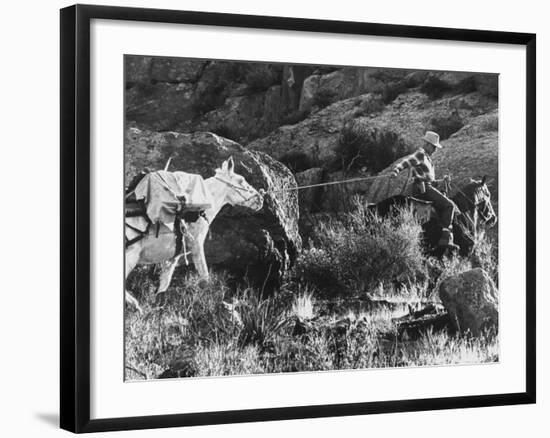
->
xmin=125 ymin=157 xmax=264 ymax=314
xmin=369 ymin=176 xmax=497 ymax=256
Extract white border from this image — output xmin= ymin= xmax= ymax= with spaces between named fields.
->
xmin=90 ymin=19 xmax=526 ymax=419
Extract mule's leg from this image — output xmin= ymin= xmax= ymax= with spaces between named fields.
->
xmin=125 ymin=245 xmax=143 ymax=315
xmin=191 ymin=242 xmax=209 ymax=281
xmin=190 ymin=220 xmax=210 ymax=283
xmin=157 ymin=255 xmax=182 ymax=294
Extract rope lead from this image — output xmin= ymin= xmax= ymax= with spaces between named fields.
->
xmin=268 ymin=174 xmax=390 ymax=194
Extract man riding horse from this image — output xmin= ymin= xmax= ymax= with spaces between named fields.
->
xmin=390 ymin=130 xmax=457 ymax=250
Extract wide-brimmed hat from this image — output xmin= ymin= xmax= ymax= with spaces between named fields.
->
xmin=422 ymin=131 xmax=442 ymax=148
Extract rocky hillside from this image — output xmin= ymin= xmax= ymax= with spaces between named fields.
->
xmin=125 ymin=129 xmax=301 ymax=289
xmin=126 ymin=56 xmax=499 ymax=231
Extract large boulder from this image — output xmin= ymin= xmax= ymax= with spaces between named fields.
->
xmin=298 ymin=67 xmax=413 ymax=112
xmin=198 ymin=84 xmax=285 ymax=144
xmin=437 ymin=268 xmax=498 ymax=336
xmin=248 ymin=93 xmax=374 ymax=166
xmin=249 ymin=90 xmax=496 ymax=173
xmin=434 ymin=110 xmax=499 ymax=206
xmin=125 ymin=128 xmax=301 ymax=289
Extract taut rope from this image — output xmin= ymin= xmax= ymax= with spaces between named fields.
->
xmin=268 ymin=174 xmax=389 ymax=194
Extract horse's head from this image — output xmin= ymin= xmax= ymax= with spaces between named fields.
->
xmin=214 ymin=157 xmax=264 ymax=211
xmin=459 ymin=176 xmax=497 ymax=227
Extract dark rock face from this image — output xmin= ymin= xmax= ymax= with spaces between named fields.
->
xmin=438 ymin=268 xmax=498 ymax=336
xmin=126 ymin=82 xmax=196 ymax=132
xmin=150 ymin=59 xmax=207 ymax=83
xmin=125 ymin=57 xmax=292 ymax=144
xmin=294 ymin=167 xmax=326 ymax=212
xmin=125 ymin=128 xmax=301 ymax=289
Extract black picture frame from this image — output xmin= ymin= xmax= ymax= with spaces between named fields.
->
xmin=60 ymin=3 xmax=536 ymax=433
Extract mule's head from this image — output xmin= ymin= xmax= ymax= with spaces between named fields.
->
xmin=215 ymin=157 xmax=264 ymax=211
xmin=464 ymin=176 xmax=497 ymax=227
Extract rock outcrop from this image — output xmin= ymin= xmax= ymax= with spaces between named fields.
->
xmin=125 ymin=57 xmax=296 ymax=144
xmin=433 ymin=110 xmax=499 ymax=204
xmin=125 ymin=56 xmax=499 ymax=217
xmin=437 ymin=268 xmax=499 ymax=336
xmin=250 ymin=90 xmax=496 ymax=170
xmin=125 ymin=128 xmax=301 ymax=289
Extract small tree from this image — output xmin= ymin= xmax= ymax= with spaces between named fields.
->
xmin=335 ymin=120 xmax=413 ymax=173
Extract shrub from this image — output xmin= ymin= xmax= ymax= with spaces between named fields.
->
xmin=378 ymin=80 xmax=407 ymax=104
xmin=312 ymin=88 xmax=338 ymax=109
xmin=428 ymin=113 xmax=464 ymax=140
xmin=194 ymin=342 xmax=264 ymax=377
xmin=168 ymin=273 xmax=242 ymax=345
xmin=244 ymin=64 xmax=280 ymax=92
xmin=266 ymin=335 xmax=335 ymax=372
xmin=470 ymin=231 xmax=498 ymax=285
xmin=236 ymin=288 xmax=291 ymax=349
xmin=335 ymin=120 xmax=413 ymax=172
xmin=191 ymin=62 xmax=240 ymax=115
xmin=296 ymin=203 xmax=427 ymax=295
xmin=279 ymin=150 xmax=315 ymax=173
xmin=454 ymin=76 xmax=478 ymax=94
xmin=353 ymin=95 xmax=385 ymax=117
xmin=419 ymin=75 xmax=452 ymax=99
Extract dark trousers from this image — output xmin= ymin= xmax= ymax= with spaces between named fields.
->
xmin=414 ymin=183 xmax=455 ymax=229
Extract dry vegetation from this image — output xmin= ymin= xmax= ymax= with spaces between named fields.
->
xmin=125 ymin=61 xmax=499 ymax=379
xmin=125 ymin=205 xmax=498 ymax=380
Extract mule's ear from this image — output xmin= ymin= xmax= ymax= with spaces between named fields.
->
xmin=481 ymin=175 xmax=487 ymax=185
xmin=227 ymin=156 xmax=235 ymax=174
xmin=220 ymin=159 xmax=228 ymax=172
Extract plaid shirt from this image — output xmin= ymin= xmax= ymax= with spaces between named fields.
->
xmin=391 ymin=148 xmax=435 ymax=182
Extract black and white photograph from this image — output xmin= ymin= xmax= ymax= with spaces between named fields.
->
xmin=124 ymin=56 xmax=500 ymax=380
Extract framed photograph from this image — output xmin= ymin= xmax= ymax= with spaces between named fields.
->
xmin=60 ymin=4 xmax=536 ymax=433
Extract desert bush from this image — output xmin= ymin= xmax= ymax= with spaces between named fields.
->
xmin=470 ymin=231 xmax=498 ymax=284
xmin=312 ymin=88 xmax=338 ymax=109
xmin=167 ymin=273 xmax=242 ymax=345
xmin=378 ymin=80 xmax=408 ymax=104
xmin=353 ymin=95 xmax=385 ymax=117
xmin=428 ymin=113 xmax=465 ymax=140
xmin=243 ymin=64 xmax=280 ymax=92
xmin=279 ymin=150 xmax=315 ymax=173
xmin=191 ymin=62 xmax=240 ymax=115
xmin=399 ymin=327 xmax=498 ymax=365
xmin=296 ymin=203 xmax=427 ymax=295
xmin=290 ymin=287 xmax=316 ymax=320
xmin=266 ymin=334 xmax=335 ymax=372
xmin=194 ymin=342 xmax=264 ymax=376
xmin=335 ymin=120 xmax=414 ymax=172
xmin=236 ymin=288 xmax=291 ymax=349
xmin=454 ymin=76 xmax=478 ymax=94
xmin=419 ymin=75 xmax=452 ymax=99
xmin=431 ymin=255 xmax=473 ymax=290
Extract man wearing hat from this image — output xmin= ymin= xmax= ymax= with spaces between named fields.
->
xmin=390 ymin=130 xmax=457 ymax=249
